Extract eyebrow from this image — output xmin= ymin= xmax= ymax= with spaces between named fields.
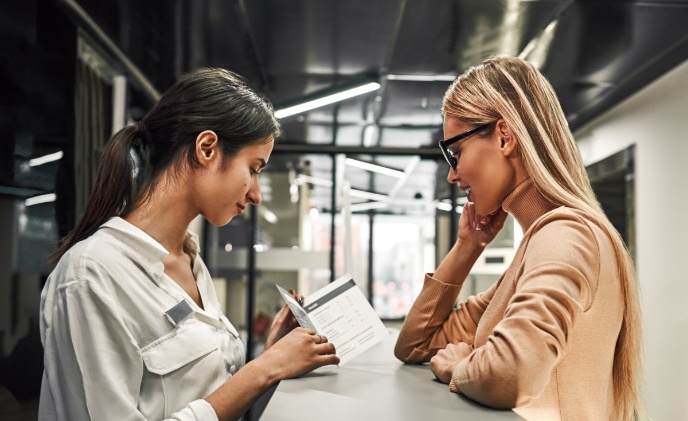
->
xmin=447 ymin=137 xmax=468 ymax=154
xmin=256 ymin=158 xmax=268 ymax=169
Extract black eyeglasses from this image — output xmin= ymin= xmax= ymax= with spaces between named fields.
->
xmin=438 ymin=122 xmax=494 ymax=170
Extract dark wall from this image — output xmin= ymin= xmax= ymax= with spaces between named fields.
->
xmin=0 ymin=0 xmax=77 ymax=413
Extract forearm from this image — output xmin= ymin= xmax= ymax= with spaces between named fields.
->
xmin=205 ymin=358 xmax=279 ymax=421
xmin=394 ymin=275 xmax=460 ymax=362
xmin=433 ymin=239 xmax=484 ymax=285
xmin=207 ymin=327 xmax=339 ymax=420
xmin=395 ymin=240 xmax=487 ymax=363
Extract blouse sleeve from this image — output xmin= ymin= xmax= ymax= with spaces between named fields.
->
xmin=449 ymin=213 xmax=598 ymax=408
xmin=394 ymin=273 xmax=498 ymax=363
xmin=41 ymin=264 xmax=219 ymax=421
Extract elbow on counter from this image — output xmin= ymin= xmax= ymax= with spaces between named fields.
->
xmin=393 ymin=342 xmax=412 ymax=363
xmin=456 ymin=373 xmax=536 ymax=410
xmin=393 ymin=339 xmax=428 ymax=364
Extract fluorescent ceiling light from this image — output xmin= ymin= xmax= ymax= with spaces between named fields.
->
xmin=275 ymin=81 xmax=380 ymax=119
xmin=386 ymin=74 xmax=457 ymax=82
xmin=350 ymin=202 xmax=389 ymax=212
xmin=349 ymin=189 xmax=389 ymax=202
xmin=436 ymin=202 xmax=452 ymax=211
xmin=519 ymin=20 xmax=558 ymax=69
xmin=345 ymin=158 xmax=405 ymax=178
xmin=259 ymin=206 xmax=278 ymax=224
xmin=435 ymin=201 xmax=464 ymax=213
xmin=293 ymin=173 xmax=389 ymax=203
xmin=29 ymin=151 xmax=63 ymax=167
xmin=295 ymin=174 xmax=333 ymax=187
xmin=25 ymin=193 xmax=56 ymax=206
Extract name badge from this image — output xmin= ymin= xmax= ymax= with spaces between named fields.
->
xmin=164 ymin=300 xmax=194 ymax=327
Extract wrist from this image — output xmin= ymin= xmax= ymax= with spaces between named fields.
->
xmin=450 ymin=239 xmax=484 ymax=263
xmin=434 ymin=240 xmax=484 ymax=284
xmin=245 ymin=356 xmax=281 ymax=388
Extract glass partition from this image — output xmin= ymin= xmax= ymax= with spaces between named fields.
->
xmin=204 ymin=152 xmax=524 ymax=356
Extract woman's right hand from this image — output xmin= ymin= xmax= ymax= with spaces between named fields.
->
xmin=259 ymin=327 xmax=339 ymax=381
xmin=458 ymin=202 xmax=508 ymax=248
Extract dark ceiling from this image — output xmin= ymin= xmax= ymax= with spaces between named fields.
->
xmin=5 ymin=0 xmax=688 ymax=216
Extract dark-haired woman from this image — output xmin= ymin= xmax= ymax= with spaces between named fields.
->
xmin=39 ymin=68 xmax=338 ymax=421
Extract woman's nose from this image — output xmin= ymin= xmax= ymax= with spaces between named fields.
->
xmin=446 ymin=167 xmax=459 ymax=185
xmin=247 ymin=182 xmax=262 ymax=205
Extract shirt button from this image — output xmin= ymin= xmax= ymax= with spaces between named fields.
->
xmin=230 ymin=364 xmax=236 ymax=373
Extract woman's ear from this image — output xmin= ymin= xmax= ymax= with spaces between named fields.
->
xmin=495 ymin=120 xmax=517 ymax=157
xmin=195 ymin=130 xmax=220 ymax=165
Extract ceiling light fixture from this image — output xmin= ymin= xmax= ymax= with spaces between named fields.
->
xmin=385 ymin=74 xmax=457 ymax=82
xmin=349 ymin=189 xmax=389 ymax=202
xmin=259 ymin=206 xmax=278 ymax=224
xmin=274 ymin=79 xmax=380 ymax=119
xmin=435 ymin=200 xmax=463 ymax=213
xmin=29 ymin=151 xmax=64 ymax=167
xmin=350 ymin=202 xmax=389 ymax=212
xmin=25 ymin=193 xmax=56 ymax=206
xmin=345 ymin=158 xmax=405 ymax=178
xmin=436 ymin=201 xmax=452 ymax=212
xmin=519 ymin=20 xmax=558 ymax=69
xmin=295 ymin=174 xmax=333 ymax=187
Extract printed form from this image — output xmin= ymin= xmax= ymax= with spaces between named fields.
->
xmin=276 ymin=274 xmax=389 ymax=365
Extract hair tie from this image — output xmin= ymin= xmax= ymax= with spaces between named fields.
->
xmin=137 ymin=122 xmax=151 ymax=144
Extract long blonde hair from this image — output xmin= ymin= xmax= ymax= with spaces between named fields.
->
xmin=442 ymin=56 xmax=643 ymax=420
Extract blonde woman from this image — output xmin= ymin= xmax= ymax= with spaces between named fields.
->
xmin=394 ymin=56 xmax=642 ymax=420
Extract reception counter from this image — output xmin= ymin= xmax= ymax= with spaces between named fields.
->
xmin=260 ymin=329 xmax=523 ymax=420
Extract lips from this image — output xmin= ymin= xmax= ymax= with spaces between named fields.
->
xmin=461 ymin=186 xmax=472 ymax=201
xmin=236 ymin=204 xmax=245 ymax=214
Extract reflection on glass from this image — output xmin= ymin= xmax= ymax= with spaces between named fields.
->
xmin=371 ymin=215 xmax=435 ymax=319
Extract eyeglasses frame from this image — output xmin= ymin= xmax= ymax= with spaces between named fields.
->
xmin=438 ymin=122 xmax=495 ymax=170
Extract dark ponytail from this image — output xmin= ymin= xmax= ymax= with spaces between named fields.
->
xmin=51 ymin=125 xmax=142 ymax=263
xmin=51 ymin=67 xmax=280 ymax=264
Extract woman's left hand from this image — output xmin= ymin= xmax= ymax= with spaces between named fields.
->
xmin=430 ymin=342 xmax=473 ymax=384
xmin=264 ymin=289 xmax=304 ymax=350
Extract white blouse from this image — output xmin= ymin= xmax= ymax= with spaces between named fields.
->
xmin=40 ymin=217 xmax=244 ymax=420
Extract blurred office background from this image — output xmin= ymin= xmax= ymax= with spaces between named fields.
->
xmin=1 ymin=0 xmax=687 ymax=419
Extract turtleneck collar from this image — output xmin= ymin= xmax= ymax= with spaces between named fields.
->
xmin=501 ymin=178 xmax=557 ymax=233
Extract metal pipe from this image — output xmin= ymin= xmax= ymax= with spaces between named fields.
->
xmin=246 ymin=206 xmax=257 ymax=361
xmin=449 ymin=183 xmax=458 ymax=248
xmin=53 ymin=0 xmax=161 ymax=104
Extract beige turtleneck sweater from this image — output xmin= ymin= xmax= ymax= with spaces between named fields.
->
xmin=394 ymin=179 xmax=624 ymax=421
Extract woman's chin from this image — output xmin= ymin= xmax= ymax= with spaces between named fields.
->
xmin=204 ymin=214 xmax=234 ymax=227
xmin=475 ymin=205 xmax=499 ymax=218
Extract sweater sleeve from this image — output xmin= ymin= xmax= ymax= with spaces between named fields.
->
xmin=449 ymin=212 xmax=599 ymax=408
xmin=394 ymin=273 xmax=498 ymax=363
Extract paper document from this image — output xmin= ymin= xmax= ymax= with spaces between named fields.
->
xmin=276 ymin=274 xmax=389 ymax=365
